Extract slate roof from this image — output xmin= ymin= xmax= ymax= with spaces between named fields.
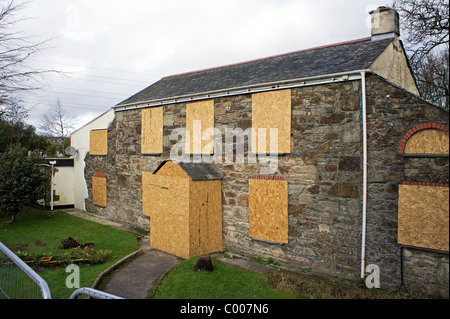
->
xmin=153 ymin=160 xmax=224 ymax=180
xmin=117 ymin=37 xmax=393 ymax=107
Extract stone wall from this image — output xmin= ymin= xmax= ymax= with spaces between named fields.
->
xmin=364 ymin=74 xmax=448 ymax=297
xmin=213 ymin=81 xmax=365 ymax=283
xmin=84 ymin=74 xmax=449 ymax=297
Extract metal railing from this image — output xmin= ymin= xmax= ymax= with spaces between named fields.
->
xmin=0 ymin=241 xmax=51 ymax=299
xmin=1 ymin=241 xmax=122 ymax=299
xmin=69 ymin=287 xmax=123 ymax=299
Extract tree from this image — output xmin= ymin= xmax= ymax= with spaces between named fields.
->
xmin=0 ymin=144 xmax=51 ymax=222
xmin=0 ymin=97 xmax=27 ymax=123
xmin=1 ymin=0 xmax=53 ymax=118
xmin=0 ymin=116 xmax=49 ymax=153
xmin=393 ymin=0 xmax=449 ymax=109
xmin=414 ymin=47 xmax=449 ymax=108
xmin=39 ymin=99 xmax=77 ymax=154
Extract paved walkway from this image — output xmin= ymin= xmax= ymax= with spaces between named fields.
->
xmin=63 ymin=208 xmax=277 ymax=299
xmin=100 ymin=248 xmax=183 ymax=299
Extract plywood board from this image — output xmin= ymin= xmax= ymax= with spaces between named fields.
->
xmin=249 ymin=179 xmax=288 ymax=244
xmin=186 ymin=99 xmax=214 ymax=154
xmin=142 ymin=161 xmax=223 ymax=259
xmin=154 ymin=161 xmax=190 ymax=179
xmin=142 ymin=172 xmax=190 ymax=217
xmin=141 ymin=107 xmax=163 ymax=154
xmin=251 ymin=89 xmax=291 ymax=154
xmin=398 ymin=184 xmax=449 ymax=252
xmin=142 ymin=173 xmax=190 ymax=258
xmin=90 ymin=130 xmax=108 ymax=155
xmin=189 ymin=180 xmax=222 ymax=257
xmin=405 ymin=129 xmax=449 ymax=155
xmin=151 ymin=209 xmax=190 ymax=259
xmin=92 ymin=176 xmax=107 ymax=207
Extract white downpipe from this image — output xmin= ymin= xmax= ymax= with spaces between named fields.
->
xmin=360 ymin=71 xmax=368 ymax=279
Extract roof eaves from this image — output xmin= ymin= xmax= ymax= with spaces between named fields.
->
xmin=114 ymin=69 xmax=368 ymax=111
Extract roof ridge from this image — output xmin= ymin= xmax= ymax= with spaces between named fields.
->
xmin=163 ymin=37 xmax=372 ymax=79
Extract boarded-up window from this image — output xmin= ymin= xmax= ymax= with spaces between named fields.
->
xmin=398 ymin=183 xmax=449 ymax=252
xmin=92 ymin=172 xmax=107 ymax=207
xmin=186 ymin=99 xmax=214 ymax=154
xmin=141 ymin=107 xmax=163 ymax=154
xmin=405 ymin=129 xmax=449 ymax=155
xmin=248 ymin=176 xmax=288 ymax=244
xmin=398 ymin=123 xmax=449 ymax=155
xmin=251 ymin=89 xmax=291 ymax=154
xmin=90 ymin=129 xmax=107 ymax=155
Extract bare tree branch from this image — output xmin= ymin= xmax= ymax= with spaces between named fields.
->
xmin=39 ymin=99 xmax=77 ymax=139
xmin=38 ymin=99 xmax=78 ymax=154
xmin=393 ymin=0 xmax=449 ymax=62
xmin=393 ymin=0 xmax=449 ymax=109
xmin=0 ymin=0 xmax=56 ymax=120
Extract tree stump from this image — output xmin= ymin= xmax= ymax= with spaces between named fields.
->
xmin=194 ymin=254 xmax=213 ymax=271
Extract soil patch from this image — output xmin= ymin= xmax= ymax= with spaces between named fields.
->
xmin=61 ymin=237 xmax=94 ymax=249
xmin=35 ymin=240 xmax=47 ymax=247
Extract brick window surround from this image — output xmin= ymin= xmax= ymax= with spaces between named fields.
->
xmin=398 ymin=122 xmax=449 ymax=155
xmin=402 ymin=181 xmax=449 ymax=187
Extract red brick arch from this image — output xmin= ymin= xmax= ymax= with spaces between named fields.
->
xmin=398 ymin=122 xmax=449 ymax=154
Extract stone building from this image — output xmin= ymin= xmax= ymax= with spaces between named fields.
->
xmin=80 ymin=7 xmax=449 ymax=297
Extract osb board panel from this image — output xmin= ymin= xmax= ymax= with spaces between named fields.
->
xmin=155 ymin=161 xmax=190 ymax=179
xmin=186 ymin=99 xmax=214 ymax=154
xmin=141 ymin=107 xmax=163 ymax=154
xmin=405 ymin=129 xmax=449 ymax=154
xmin=92 ymin=176 xmax=107 ymax=207
xmin=398 ymin=184 xmax=449 ymax=252
xmin=189 ymin=180 xmax=222 ymax=258
xmin=90 ymin=130 xmax=107 ymax=155
xmin=142 ymin=173 xmax=191 ymax=258
xmin=248 ymin=179 xmax=288 ymax=244
xmin=251 ymin=89 xmax=291 ymax=154
xmin=142 ymin=172 xmax=189 ymax=217
xmin=151 ymin=210 xmax=190 ymax=259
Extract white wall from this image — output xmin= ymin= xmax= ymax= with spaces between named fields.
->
xmin=70 ymin=109 xmax=115 ymax=210
xmin=53 ymin=165 xmax=75 ymax=206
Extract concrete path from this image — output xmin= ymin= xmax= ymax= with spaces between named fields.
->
xmin=100 ymin=249 xmax=183 ymax=299
xmin=63 ymin=208 xmax=277 ymax=299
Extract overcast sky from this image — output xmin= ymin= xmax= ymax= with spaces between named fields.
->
xmin=14 ymin=0 xmax=391 ymax=133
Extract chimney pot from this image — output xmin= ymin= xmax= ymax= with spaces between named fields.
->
xmin=370 ymin=6 xmax=400 ymax=41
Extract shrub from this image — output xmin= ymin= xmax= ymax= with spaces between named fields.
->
xmin=0 ymin=144 xmax=51 ymax=222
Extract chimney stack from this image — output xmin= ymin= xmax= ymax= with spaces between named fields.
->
xmin=369 ymin=6 xmax=400 ymax=41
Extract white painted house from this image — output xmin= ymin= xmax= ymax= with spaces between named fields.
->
xmin=42 ymin=158 xmax=75 ymax=209
xmin=70 ymin=109 xmax=115 ymax=210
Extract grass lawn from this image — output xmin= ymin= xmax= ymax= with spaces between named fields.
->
xmin=155 ymin=256 xmax=411 ymax=299
xmin=0 ymin=206 xmax=140 ymax=299
xmin=154 ymin=256 xmax=296 ymax=299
